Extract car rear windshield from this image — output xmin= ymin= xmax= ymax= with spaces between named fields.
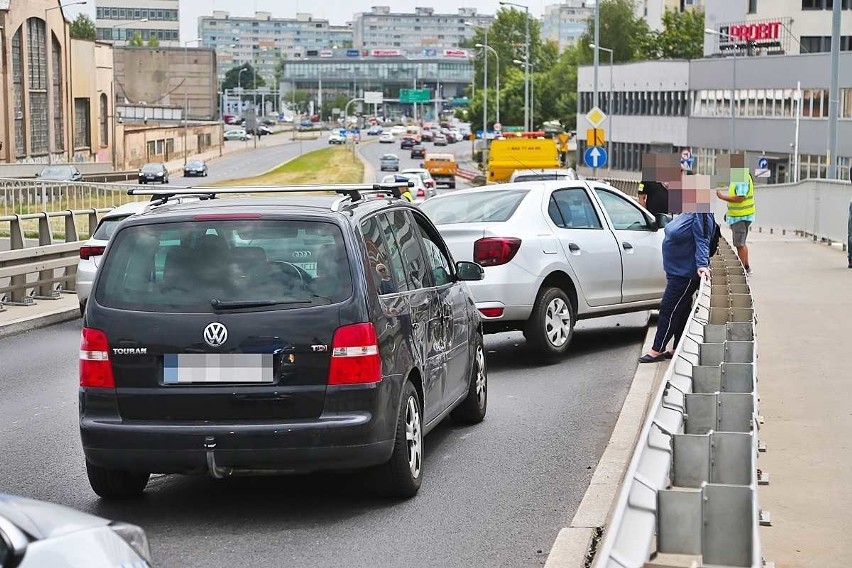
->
xmin=186 ymin=161 xmax=204 ymax=168
xmin=420 ymin=190 xmax=528 ymax=225
xmin=141 ymin=164 xmax=161 ymax=173
xmin=92 ymin=214 xmax=133 ymax=241
xmin=95 ymin=219 xmax=353 ymax=312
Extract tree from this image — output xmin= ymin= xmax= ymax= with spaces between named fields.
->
xmin=222 ymin=63 xmax=266 ymax=92
xmin=69 ymin=14 xmax=96 ymax=41
xmin=128 ymin=32 xmax=143 ymax=47
xmin=653 ymin=10 xmax=705 ymax=59
xmin=576 ymin=0 xmax=655 ymax=64
xmin=146 ymin=36 xmax=160 ymax=48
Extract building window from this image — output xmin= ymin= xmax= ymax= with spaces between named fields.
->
xmin=28 ymin=19 xmax=49 ymax=155
xmin=749 ymin=0 xmax=758 ymax=13
xmin=100 ymin=93 xmax=108 ymax=147
xmin=74 ymin=98 xmax=91 ymax=149
xmin=802 ymin=0 xmax=821 ymax=8
xmin=52 ymin=35 xmax=64 ymax=152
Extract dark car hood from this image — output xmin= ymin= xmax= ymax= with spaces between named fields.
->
xmin=0 ymin=494 xmax=109 ymax=540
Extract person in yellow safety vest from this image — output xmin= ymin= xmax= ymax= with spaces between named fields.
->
xmin=393 ymin=174 xmax=414 ymax=202
xmin=716 ymin=162 xmax=755 ymax=275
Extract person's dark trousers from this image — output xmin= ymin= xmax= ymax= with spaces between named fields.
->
xmin=652 ymin=274 xmax=701 ymax=353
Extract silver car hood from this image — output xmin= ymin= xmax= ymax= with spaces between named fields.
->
xmin=0 ymin=494 xmax=109 ymax=540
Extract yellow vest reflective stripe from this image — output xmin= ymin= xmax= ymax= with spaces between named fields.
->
xmin=727 ymin=173 xmax=755 ymax=217
xmin=402 ymin=190 xmax=413 ymax=202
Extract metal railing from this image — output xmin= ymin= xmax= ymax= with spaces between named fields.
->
xmin=592 ymin=240 xmax=766 ymax=568
xmin=1 ymin=178 xmax=141 ymax=218
xmin=0 ymin=209 xmax=108 ymax=307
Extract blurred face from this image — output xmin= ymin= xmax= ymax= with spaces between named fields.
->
xmin=641 ymin=153 xmax=680 ymax=188
xmin=714 ymin=153 xmax=747 ymax=187
xmin=666 ymin=173 xmax=715 ymax=214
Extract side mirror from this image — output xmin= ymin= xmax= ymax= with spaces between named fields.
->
xmin=654 ymin=213 xmax=672 ymax=230
xmin=456 ymin=261 xmax=484 ymax=281
xmin=0 ymin=516 xmax=29 ymax=568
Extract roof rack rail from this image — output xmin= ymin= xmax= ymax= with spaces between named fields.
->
xmin=128 ymin=182 xmax=414 ymax=210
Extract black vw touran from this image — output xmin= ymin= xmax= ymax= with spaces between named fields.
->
xmin=79 ymin=186 xmax=487 ymax=499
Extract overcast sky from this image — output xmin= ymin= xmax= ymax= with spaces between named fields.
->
xmin=67 ymin=1 xmax=550 ymax=44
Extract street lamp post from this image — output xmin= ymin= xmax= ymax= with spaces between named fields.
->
xmin=466 ymin=21 xmax=489 ymax=157
xmin=589 ymin=43 xmax=613 ymax=171
xmin=183 ymin=38 xmax=202 ymax=166
xmin=500 ymin=1 xmax=530 ymax=131
xmin=705 ymin=28 xmax=741 ymax=153
xmin=476 ymin=43 xmax=500 ymax=125
xmin=513 ymin=58 xmax=535 ymax=130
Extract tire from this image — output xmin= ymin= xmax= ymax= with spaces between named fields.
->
xmin=373 ymin=381 xmax=423 ymax=498
xmin=524 ymin=287 xmax=575 ymax=356
xmin=86 ymin=460 xmax=149 ymax=500
xmin=451 ymin=334 xmax=487 ymax=424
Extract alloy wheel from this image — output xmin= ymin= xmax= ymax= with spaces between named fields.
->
xmin=405 ymin=396 xmax=422 ymax=479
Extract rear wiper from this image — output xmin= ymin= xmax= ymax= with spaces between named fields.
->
xmin=210 ymin=298 xmax=312 ymax=310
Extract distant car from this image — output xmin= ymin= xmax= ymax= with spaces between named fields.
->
xmin=248 ymin=126 xmax=273 ymax=137
xmin=380 ymin=153 xmax=400 ymax=171
xmin=420 ymin=130 xmax=434 ymax=142
xmin=433 ymin=133 xmax=448 ymax=146
xmin=410 ymin=144 xmax=426 ymax=159
xmin=0 ymin=493 xmax=152 ymax=567
xmin=380 ymin=173 xmax=433 ymax=202
xmin=379 ymin=132 xmax=395 ymax=144
xmin=400 ymin=167 xmax=436 ymax=191
xmin=328 ymin=132 xmax=346 ymax=145
xmin=224 ymin=129 xmax=251 ymax=141
xmin=36 ymin=165 xmax=83 ymax=182
xmin=390 ymin=125 xmax=407 ymax=136
xmin=76 ymin=201 xmax=150 ymax=316
xmin=137 ymin=163 xmax=169 ymax=184
xmin=508 ymin=168 xmax=579 ymax=183
xmin=183 ymin=159 xmax=208 ymax=177
xmin=261 ymin=118 xmax=277 ymax=126
xmin=400 ymin=136 xmax=417 ymax=150
xmin=367 ymin=125 xmax=384 ymax=135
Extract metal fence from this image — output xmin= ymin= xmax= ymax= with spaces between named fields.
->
xmin=592 ymin=240 xmax=766 ymax=568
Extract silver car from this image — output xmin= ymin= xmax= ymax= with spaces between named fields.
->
xmin=77 ymin=201 xmax=150 ymax=316
xmin=0 ymin=493 xmax=152 ymax=567
xmin=419 ymin=180 xmax=666 ymax=355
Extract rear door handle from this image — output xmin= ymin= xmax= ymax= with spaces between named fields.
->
xmin=622 ymin=242 xmax=634 ymax=251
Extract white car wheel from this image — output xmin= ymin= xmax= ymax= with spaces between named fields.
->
xmin=525 ymin=287 xmax=574 ymax=356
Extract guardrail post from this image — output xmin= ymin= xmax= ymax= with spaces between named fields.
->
xmin=35 ymin=212 xmax=60 ymax=299
xmin=88 ymin=209 xmax=99 ymax=238
xmin=5 ymin=214 xmax=33 ymax=305
xmin=61 ymin=210 xmax=79 ymax=292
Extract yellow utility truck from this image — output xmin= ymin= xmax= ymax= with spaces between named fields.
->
xmin=487 ymin=138 xmax=561 ymax=183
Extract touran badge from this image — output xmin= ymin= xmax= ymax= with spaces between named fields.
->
xmin=203 ymin=322 xmax=228 ymax=347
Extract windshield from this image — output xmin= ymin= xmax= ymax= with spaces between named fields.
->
xmin=38 ymin=166 xmax=72 ymax=178
xmin=186 ymin=161 xmax=204 ymax=168
xmin=92 ymin=215 xmax=134 ymax=241
xmin=420 ymin=190 xmax=528 ymax=224
xmin=95 ymin=220 xmax=353 ymax=312
xmin=141 ymin=164 xmax=161 ymax=173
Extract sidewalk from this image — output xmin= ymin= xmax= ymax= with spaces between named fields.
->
xmin=745 ymin=229 xmax=852 ymax=567
xmin=0 ymin=293 xmax=79 ymax=339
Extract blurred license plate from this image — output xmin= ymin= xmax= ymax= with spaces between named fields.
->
xmin=163 ymin=354 xmax=273 ymax=384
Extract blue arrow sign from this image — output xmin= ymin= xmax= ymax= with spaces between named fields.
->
xmin=757 ymin=157 xmax=769 ymax=169
xmin=584 ymin=146 xmax=607 ymax=169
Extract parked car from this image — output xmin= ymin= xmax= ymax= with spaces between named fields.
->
xmin=224 ymin=129 xmax=251 ymax=141
xmin=36 ymin=165 xmax=83 ymax=182
xmin=419 ymin=181 xmax=666 ymax=356
xmin=248 ymin=125 xmax=273 ymax=137
xmin=400 ymin=167 xmax=436 ymax=191
xmin=432 ymin=133 xmax=448 ymax=146
xmin=0 ymin=493 xmax=152 ymax=567
xmin=261 ymin=118 xmax=277 ymax=126
xmin=328 ymin=132 xmax=346 ymax=145
xmin=76 ymin=201 xmax=150 ymax=317
xmin=508 ymin=168 xmax=578 ymax=183
xmin=379 ymin=132 xmax=395 ymax=144
xmin=380 ymin=153 xmax=400 ymax=171
xmin=137 ymin=163 xmax=169 ymax=184
xmin=80 ymin=184 xmax=487 ymax=499
xmin=183 ymin=159 xmax=208 ymax=177
xmin=410 ymin=144 xmax=426 ymax=159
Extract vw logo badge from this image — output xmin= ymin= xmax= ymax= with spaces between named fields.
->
xmin=203 ymin=322 xmax=228 ymax=347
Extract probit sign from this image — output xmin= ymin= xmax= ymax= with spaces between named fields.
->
xmin=716 ymin=17 xmax=792 ymax=54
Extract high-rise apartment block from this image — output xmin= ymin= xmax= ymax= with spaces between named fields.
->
xmin=95 ymin=0 xmax=180 ymax=46
xmin=541 ymin=1 xmax=594 ymax=51
xmin=199 ymin=11 xmax=352 ymax=83
xmin=351 ymin=6 xmax=491 ymax=54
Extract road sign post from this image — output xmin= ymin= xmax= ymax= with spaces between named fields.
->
xmin=586 ymin=128 xmax=605 ymax=147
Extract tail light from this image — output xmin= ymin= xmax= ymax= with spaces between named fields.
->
xmin=474 ymin=237 xmax=522 ymax=267
xmin=80 ymin=327 xmax=115 ymax=389
xmin=80 ymin=245 xmax=106 ymax=260
xmin=417 ymin=188 xmax=426 ymax=197
xmin=478 ymin=307 xmax=504 ymax=318
xmin=328 ymin=323 xmax=382 ymax=385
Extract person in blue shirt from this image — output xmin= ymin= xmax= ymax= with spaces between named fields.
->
xmin=640 ymin=183 xmax=715 ymax=363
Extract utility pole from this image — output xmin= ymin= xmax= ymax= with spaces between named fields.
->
xmin=827 ymin=0 xmax=841 ymax=179
xmin=593 ymin=0 xmax=600 ymax=111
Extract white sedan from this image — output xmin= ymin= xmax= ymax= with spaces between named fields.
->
xmin=419 ymin=180 xmax=666 ymax=356
xmin=379 ymin=132 xmax=395 ymax=144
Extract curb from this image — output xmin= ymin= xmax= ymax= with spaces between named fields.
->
xmin=0 ymin=306 xmax=80 ymax=340
xmin=544 ymin=315 xmax=667 ymax=567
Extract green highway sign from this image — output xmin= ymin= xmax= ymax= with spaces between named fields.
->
xmin=400 ymin=89 xmax=430 ymax=103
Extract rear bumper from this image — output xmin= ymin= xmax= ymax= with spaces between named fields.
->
xmin=81 ymin=413 xmax=395 ymax=474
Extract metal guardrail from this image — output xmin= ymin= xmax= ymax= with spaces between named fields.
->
xmin=0 ymin=177 xmax=141 ymax=218
xmin=0 ymin=209 xmax=107 ymax=308
xmin=592 ymin=240 xmax=766 ymax=568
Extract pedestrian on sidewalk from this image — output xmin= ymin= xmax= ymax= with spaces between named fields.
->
xmin=715 ymin=153 xmax=754 ymax=274
xmin=640 ymin=176 xmax=715 ymax=363
xmin=638 ymin=152 xmax=679 ymax=217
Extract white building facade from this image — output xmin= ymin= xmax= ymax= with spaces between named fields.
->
xmin=95 ymin=0 xmax=179 ymax=46
xmin=541 ymin=1 xmax=594 ymax=51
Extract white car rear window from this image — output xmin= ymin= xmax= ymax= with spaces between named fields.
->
xmin=420 ymin=190 xmax=528 ymax=224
